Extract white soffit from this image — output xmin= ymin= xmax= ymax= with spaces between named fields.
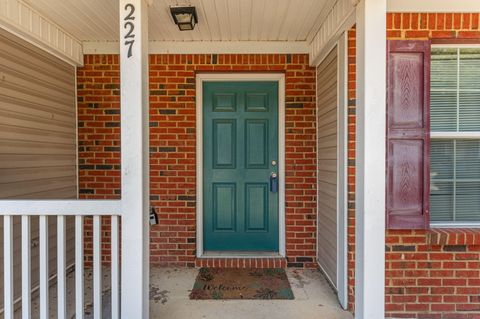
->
xmin=23 ymin=0 xmax=330 ymax=42
xmin=387 ymin=0 xmax=480 ymax=13
xmin=309 ymin=0 xmax=356 ymax=66
xmin=0 ymin=0 xmax=83 ymax=65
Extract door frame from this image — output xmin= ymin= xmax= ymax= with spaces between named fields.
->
xmin=195 ymin=73 xmax=286 ymax=258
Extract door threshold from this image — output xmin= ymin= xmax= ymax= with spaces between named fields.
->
xmin=200 ymin=251 xmax=283 ymax=259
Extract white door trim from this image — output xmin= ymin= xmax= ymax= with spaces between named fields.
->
xmin=195 ymin=73 xmax=286 ymax=258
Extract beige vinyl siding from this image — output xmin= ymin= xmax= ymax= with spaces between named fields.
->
xmin=316 ymin=47 xmax=338 ymax=287
xmin=0 ymin=28 xmax=77 ymax=309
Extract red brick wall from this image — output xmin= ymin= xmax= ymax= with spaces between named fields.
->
xmin=347 ymin=12 xmax=480 ymax=318
xmin=347 ymin=27 xmax=357 ymax=312
xmin=77 ymin=54 xmax=317 ymax=268
xmin=77 ymin=12 xmax=480 ymax=317
xmin=77 ymin=55 xmax=120 ymax=265
xmin=387 ymin=12 xmax=480 ymax=39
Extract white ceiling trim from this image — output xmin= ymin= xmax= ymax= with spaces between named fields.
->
xmin=0 ymin=0 xmax=83 ymax=66
xmin=309 ymin=0 xmax=357 ymax=66
xmin=387 ymin=0 xmax=480 ymax=12
xmin=83 ymin=40 xmax=310 ymax=55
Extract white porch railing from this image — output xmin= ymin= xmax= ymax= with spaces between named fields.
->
xmin=1 ymin=200 xmax=121 ymax=319
xmin=2 ymin=0 xmax=153 ymax=317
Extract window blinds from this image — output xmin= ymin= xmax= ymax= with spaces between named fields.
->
xmin=430 ymin=48 xmax=480 ymax=223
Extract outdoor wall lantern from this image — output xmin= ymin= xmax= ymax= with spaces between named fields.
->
xmin=170 ymin=6 xmax=198 ymax=31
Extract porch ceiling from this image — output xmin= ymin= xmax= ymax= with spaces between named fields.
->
xmin=21 ymin=0 xmax=332 ymax=42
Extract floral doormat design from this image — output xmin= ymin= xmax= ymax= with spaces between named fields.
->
xmin=189 ymin=268 xmax=294 ymax=300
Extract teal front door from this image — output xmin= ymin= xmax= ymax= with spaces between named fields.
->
xmin=203 ymin=81 xmax=279 ymax=252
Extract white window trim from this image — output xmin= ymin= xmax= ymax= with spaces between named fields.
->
xmin=431 ymin=222 xmax=480 ymax=228
xmin=430 ymin=44 xmax=480 ymax=227
xmin=432 ymin=44 xmax=480 ymax=49
xmin=431 ymin=132 xmax=480 ymax=139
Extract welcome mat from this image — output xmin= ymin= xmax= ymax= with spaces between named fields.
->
xmin=189 ymin=268 xmax=294 ymax=300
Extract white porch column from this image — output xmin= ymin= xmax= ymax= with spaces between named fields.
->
xmin=355 ymin=0 xmax=386 ymax=318
xmin=119 ymin=0 xmax=150 ymax=318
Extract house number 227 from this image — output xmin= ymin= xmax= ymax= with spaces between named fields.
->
xmin=123 ymin=3 xmax=136 ymax=58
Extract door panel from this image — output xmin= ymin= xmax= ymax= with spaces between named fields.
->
xmin=213 ymin=183 xmax=236 ymax=231
xmin=245 ymin=120 xmax=268 ymax=168
xmin=213 ymin=119 xmax=236 ymax=168
xmin=213 ymin=93 xmax=236 ymax=112
xmin=246 ymin=93 xmax=269 ymax=111
xmin=203 ymin=81 xmax=279 ymax=252
xmin=245 ymin=183 xmax=269 ymax=232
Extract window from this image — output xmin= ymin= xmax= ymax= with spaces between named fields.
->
xmin=430 ymin=47 xmax=480 ymax=225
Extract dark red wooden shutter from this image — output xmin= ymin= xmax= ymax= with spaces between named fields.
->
xmin=386 ymin=40 xmax=430 ymax=229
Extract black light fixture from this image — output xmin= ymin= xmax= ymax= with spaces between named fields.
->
xmin=170 ymin=6 xmax=198 ymax=31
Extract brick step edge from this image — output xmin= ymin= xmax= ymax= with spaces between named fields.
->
xmin=195 ymin=257 xmax=287 ymax=268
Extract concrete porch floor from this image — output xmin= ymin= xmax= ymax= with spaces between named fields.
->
xmin=150 ymin=267 xmax=353 ymax=319
xmin=15 ymin=267 xmax=353 ymax=319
